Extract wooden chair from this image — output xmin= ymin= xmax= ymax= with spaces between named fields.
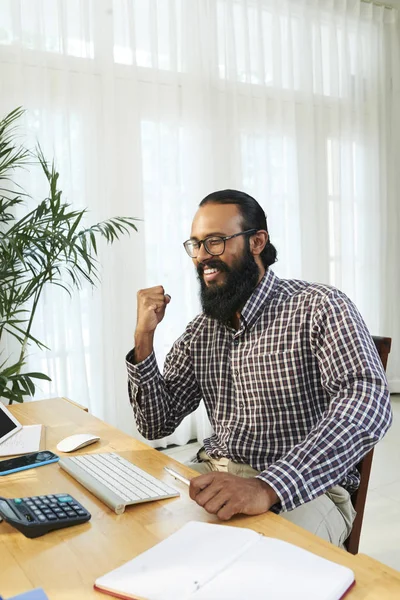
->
xmin=345 ymin=336 xmax=392 ymax=554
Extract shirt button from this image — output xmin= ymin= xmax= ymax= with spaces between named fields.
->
xmin=234 ymin=370 xmax=239 ymax=376
xmin=233 ymin=339 xmax=239 ymax=346
xmin=238 ymin=402 xmax=244 ymax=408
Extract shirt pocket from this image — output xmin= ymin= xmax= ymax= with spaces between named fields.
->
xmin=244 ymin=349 xmax=308 ymax=411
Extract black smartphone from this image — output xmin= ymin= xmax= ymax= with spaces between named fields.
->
xmin=0 ymin=451 xmax=59 ymax=476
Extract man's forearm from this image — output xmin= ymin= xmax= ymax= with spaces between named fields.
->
xmin=134 ymin=331 xmax=155 ymax=363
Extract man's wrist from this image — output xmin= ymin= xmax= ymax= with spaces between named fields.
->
xmin=256 ymin=479 xmax=279 ymax=506
xmin=134 ymin=330 xmax=155 ymax=363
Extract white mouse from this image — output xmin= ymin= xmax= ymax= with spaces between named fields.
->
xmin=56 ymin=433 xmax=100 ymax=453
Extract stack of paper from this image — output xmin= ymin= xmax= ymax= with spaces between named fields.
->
xmin=0 ymin=425 xmax=43 ymax=457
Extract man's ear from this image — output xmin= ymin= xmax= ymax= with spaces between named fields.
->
xmin=250 ymin=230 xmax=268 ymax=256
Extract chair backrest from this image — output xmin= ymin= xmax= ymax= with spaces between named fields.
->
xmin=345 ymin=336 xmax=392 ymax=554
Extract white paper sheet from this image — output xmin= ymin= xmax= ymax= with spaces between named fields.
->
xmin=95 ymin=521 xmax=355 ymax=600
xmin=0 ymin=424 xmax=43 ymax=456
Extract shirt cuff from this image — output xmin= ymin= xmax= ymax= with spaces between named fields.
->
xmin=126 ymin=349 xmax=159 ymax=385
xmin=256 ymin=461 xmax=313 ymax=513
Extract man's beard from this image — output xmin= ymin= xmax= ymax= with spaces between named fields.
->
xmin=197 ymin=246 xmax=260 ymax=325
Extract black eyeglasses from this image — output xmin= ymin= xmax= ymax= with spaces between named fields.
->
xmin=183 ymin=229 xmax=257 ymax=258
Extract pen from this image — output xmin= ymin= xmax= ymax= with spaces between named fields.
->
xmin=164 ymin=466 xmax=190 ymax=486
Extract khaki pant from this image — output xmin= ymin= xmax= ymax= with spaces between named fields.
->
xmin=187 ymin=449 xmax=356 ymax=549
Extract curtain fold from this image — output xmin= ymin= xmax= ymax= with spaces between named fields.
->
xmin=0 ymin=0 xmax=399 ymax=447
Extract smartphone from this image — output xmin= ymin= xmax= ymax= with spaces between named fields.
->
xmin=0 ymin=451 xmax=59 ymax=476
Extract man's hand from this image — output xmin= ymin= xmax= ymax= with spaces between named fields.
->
xmin=134 ymin=286 xmax=171 ymax=362
xmin=136 ymin=285 xmax=171 ymax=333
xmin=189 ymin=472 xmax=279 ymax=521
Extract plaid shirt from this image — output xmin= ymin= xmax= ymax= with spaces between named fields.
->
xmin=126 ymin=269 xmax=392 ymax=512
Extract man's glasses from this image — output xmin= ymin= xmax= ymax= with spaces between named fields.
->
xmin=183 ymin=229 xmax=257 ymax=258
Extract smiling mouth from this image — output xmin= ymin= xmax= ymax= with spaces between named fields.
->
xmin=202 ymin=267 xmax=222 ymax=283
xmin=203 ymin=267 xmax=219 ymax=276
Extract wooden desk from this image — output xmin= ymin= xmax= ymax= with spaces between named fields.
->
xmin=1 ymin=398 xmax=399 ymax=599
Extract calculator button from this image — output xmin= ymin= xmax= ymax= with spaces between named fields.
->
xmin=14 ymin=498 xmax=22 ymax=504
xmin=47 ymin=495 xmax=56 ymax=500
xmin=42 ymin=498 xmax=51 ymax=504
xmin=26 ymin=501 xmax=34 ymax=506
xmin=47 ymin=514 xmax=57 ymax=521
xmin=57 ymin=496 xmax=73 ymax=503
xmin=39 ymin=495 xmax=47 ymax=500
xmin=76 ymin=510 xmax=86 ymax=516
xmin=22 ymin=497 xmax=31 ymax=501
xmin=56 ymin=511 xmax=67 ymax=519
xmin=37 ymin=515 xmax=47 ymax=522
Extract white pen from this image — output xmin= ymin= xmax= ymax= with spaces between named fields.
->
xmin=164 ymin=466 xmax=191 ymax=486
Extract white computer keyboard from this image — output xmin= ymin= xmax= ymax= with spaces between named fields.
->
xmin=59 ymin=452 xmax=179 ymax=514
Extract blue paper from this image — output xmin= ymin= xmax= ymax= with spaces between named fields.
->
xmin=7 ymin=589 xmax=48 ymax=600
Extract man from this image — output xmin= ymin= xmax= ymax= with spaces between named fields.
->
xmin=126 ymin=189 xmax=392 ymax=547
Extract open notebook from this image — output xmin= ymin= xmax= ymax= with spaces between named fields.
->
xmin=94 ymin=521 xmax=355 ymax=600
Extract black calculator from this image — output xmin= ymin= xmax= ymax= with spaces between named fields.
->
xmin=0 ymin=493 xmax=91 ymax=538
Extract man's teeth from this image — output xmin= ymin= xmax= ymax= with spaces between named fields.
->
xmin=204 ymin=268 xmax=218 ymax=275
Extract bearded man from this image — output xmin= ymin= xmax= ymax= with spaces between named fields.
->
xmin=126 ymin=189 xmax=391 ymax=548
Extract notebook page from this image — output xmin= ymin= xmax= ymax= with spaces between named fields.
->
xmin=193 ymin=536 xmax=355 ymax=600
xmin=0 ymin=425 xmax=42 ymax=456
xmin=95 ymin=521 xmax=259 ymax=600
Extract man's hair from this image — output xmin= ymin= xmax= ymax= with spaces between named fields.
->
xmin=199 ymin=189 xmax=277 ymax=268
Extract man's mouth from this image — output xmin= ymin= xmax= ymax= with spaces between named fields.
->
xmin=203 ymin=267 xmax=221 ymax=282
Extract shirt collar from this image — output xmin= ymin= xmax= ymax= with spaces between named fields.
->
xmin=240 ymin=268 xmax=279 ymax=330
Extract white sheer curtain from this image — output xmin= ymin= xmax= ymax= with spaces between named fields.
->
xmin=0 ymin=0 xmax=399 ymax=448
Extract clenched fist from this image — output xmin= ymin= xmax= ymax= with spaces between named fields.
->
xmin=134 ymin=286 xmax=171 ymax=363
xmin=136 ymin=286 xmax=171 ymax=334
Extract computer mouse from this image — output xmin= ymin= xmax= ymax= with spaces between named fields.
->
xmin=56 ymin=433 xmax=100 ymax=453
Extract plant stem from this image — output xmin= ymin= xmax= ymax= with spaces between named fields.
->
xmin=17 ymin=279 xmax=46 ymax=371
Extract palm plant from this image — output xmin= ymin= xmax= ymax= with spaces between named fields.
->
xmin=0 ymin=107 xmax=138 ymax=403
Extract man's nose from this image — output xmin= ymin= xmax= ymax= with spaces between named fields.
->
xmin=196 ymin=242 xmax=213 ymax=262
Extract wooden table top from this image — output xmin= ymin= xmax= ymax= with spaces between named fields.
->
xmin=1 ymin=397 xmax=399 ymax=599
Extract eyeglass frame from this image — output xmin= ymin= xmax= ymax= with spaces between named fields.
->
xmin=183 ymin=229 xmax=258 ymax=258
